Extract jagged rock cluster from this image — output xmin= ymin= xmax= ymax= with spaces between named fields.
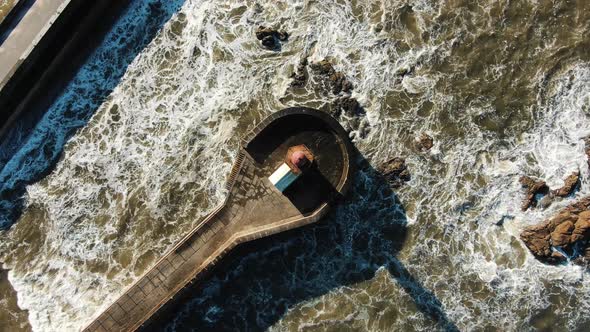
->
xmin=415 ymin=133 xmax=433 ymax=152
xmin=554 ymin=172 xmax=581 ymax=197
xmin=378 ymin=157 xmax=411 ymax=188
xmin=521 ymin=197 xmax=590 ymax=264
xmin=289 ymin=57 xmax=369 ymax=140
xmin=285 ymin=55 xmax=436 ymax=191
xmin=519 ymin=172 xmax=580 ymax=211
xmin=255 ymin=26 xmax=288 ymax=49
xmin=330 ymin=95 xmax=361 ymax=118
xmin=520 ymin=136 xmax=590 ymax=265
xmin=376 ymin=133 xmax=433 ymax=189
xmin=309 ymin=60 xmax=353 ymax=95
xmin=290 ymin=57 xmax=307 ymax=88
xmin=519 ymin=176 xmax=550 ymax=211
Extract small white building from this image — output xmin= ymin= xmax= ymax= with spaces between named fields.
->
xmin=268 ymin=145 xmax=314 ymax=192
xmin=268 ymin=163 xmax=300 ymax=192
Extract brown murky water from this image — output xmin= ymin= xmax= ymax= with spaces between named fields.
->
xmin=1 ymin=0 xmax=590 ymax=331
xmin=0 ymin=269 xmax=30 ymax=331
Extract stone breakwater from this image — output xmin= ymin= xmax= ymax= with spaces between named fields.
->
xmin=83 ymin=107 xmax=354 ymax=332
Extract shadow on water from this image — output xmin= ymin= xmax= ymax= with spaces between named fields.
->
xmin=0 ymin=0 xmax=186 ymax=229
xmin=154 ymin=152 xmax=459 ymax=332
xmin=283 ymin=164 xmax=339 ymax=215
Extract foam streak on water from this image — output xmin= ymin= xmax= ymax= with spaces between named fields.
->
xmin=1 ymin=0 xmax=590 ymax=331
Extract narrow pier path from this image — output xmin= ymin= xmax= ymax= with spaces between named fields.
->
xmin=84 ymin=107 xmax=354 ymax=332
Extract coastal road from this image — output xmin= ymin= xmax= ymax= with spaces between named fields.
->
xmin=0 ymin=0 xmax=72 ymax=89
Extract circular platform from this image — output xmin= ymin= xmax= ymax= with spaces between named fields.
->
xmin=244 ymin=107 xmax=355 ymax=213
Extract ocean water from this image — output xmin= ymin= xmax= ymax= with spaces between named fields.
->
xmin=1 ymin=0 xmax=590 ymax=331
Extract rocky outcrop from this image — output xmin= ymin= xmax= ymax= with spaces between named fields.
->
xmin=331 ymin=96 xmax=363 ymax=118
xmin=537 ymin=194 xmax=555 ymax=209
xmin=290 ymin=57 xmax=308 ymax=88
xmin=519 ymin=172 xmax=580 ymax=211
xmin=571 ymin=211 xmax=590 ymax=242
xmin=550 ymin=220 xmax=574 ymax=247
xmin=255 ymin=26 xmax=288 ymax=49
xmin=521 ymin=222 xmax=553 ymax=259
xmin=309 ymin=60 xmax=333 ymax=75
xmin=415 ymin=133 xmax=433 ymax=152
xmin=329 ymin=72 xmax=353 ymax=95
xmin=519 ymin=176 xmax=549 ymax=211
xmin=521 ymin=196 xmax=590 ymax=264
xmin=294 ymin=58 xmax=368 ymax=139
xmin=379 ymin=157 xmax=411 ymax=188
xmin=329 ymin=96 xmax=369 ymax=139
xmin=552 ymin=171 xmax=580 ymax=197
xmin=310 ymin=60 xmax=353 ymax=95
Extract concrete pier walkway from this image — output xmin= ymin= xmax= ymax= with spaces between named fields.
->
xmin=83 ymin=107 xmax=355 ymax=331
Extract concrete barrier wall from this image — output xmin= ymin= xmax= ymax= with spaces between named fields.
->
xmin=0 ymin=0 xmax=130 ymax=139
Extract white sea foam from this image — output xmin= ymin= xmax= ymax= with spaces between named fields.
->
xmin=458 ymin=64 xmax=590 ymax=329
xmin=254 ymin=2 xmax=590 ymax=330
xmin=2 ymin=0 xmax=289 ymax=330
xmin=2 ymin=0 xmax=590 ymax=331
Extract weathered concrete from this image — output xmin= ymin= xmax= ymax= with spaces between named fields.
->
xmin=83 ymin=107 xmax=355 ymax=332
xmin=0 ymin=0 xmax=72 ymax=89
xmin=0 ymin=0 xmax=130 ymax=140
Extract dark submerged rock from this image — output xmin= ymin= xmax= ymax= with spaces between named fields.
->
xmin=328 ymin=97 xmax=369 ymax=139
xmin=291 ymin=58 xmax=368 ymax=139
xmin=255 ymin=25 xmax=289 ymax=49
xmin=290 ymin=57 xmax=308 ymax=89
xmin=310 ymin=59 xmax=353 ymax=95
xmin=329 ymin=72 xmax=353 ymax=94
xmin=261 ymin=35 xmax=275 ymax=48
xmin=537 ymin=194 xmax=555 ymax=209
xmin=277 ymin=31 xmax=289 ymax=41
xmin=310 ymin=60 xmax=335 ymax=76
xmin=415 ymin=133 xmax=433 ymax=152
xmin=379 ymin=157 xmax=411 ymax=188
xmin=331 ymin=96 xmax=363 ymax=118
xmin=357 ymin=121 xmax=370 ymax=139
xmin=519 ymin=176 xmax=549 ymax=211
xmin=290 ymin=73 xmax=307 ymax=88
xmin=255 ymin=26 xmax=275 ymax=40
